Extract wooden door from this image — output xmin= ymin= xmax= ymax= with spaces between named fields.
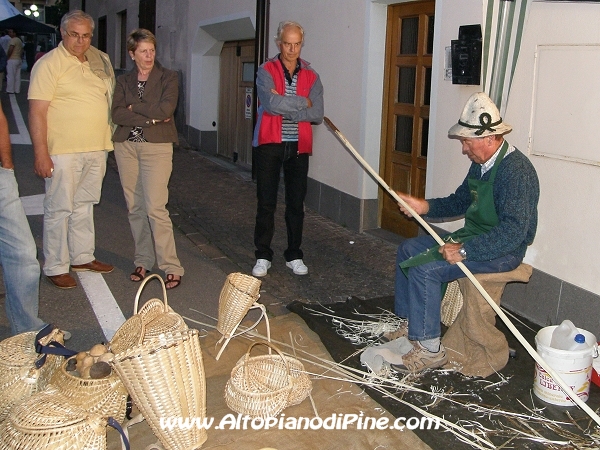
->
xmin=380 ymin=1 xmax=434 ymax=237
xmin=218 ymin=40 xmax=256 ymax=167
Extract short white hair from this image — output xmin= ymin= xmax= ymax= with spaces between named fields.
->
xmin=275 ymin=21 xmax=304 ymax=46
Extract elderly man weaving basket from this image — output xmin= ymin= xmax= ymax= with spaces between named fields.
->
xmin=363 ymin=92 xmax=540 ymax=374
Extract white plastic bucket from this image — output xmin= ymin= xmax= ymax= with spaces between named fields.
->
xmin=533 ymin=325 xmax=598 ymax=406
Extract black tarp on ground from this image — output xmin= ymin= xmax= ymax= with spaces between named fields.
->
xmin=288 ymin=297 xmax=600 ymax=449
xmin=0 ymin=14 xmax=56 ymax=34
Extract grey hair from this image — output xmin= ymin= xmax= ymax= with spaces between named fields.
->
xmin=274 ymin=21 xmax=304 ymax=46
xmin=60 ymin=10 xmax=95 ymax=34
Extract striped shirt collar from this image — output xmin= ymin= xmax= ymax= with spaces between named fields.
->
xmin=480 ymin=140 xmax=514 ymax=176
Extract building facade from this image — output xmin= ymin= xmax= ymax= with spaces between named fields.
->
xmin=80 ymin=0 xmax=600 ymax=337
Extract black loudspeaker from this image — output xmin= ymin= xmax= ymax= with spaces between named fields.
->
xmin=451 ymin=24 xmax=482 ymax=85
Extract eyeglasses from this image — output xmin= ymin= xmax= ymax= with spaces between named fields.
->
xmin=65 ymin=30 xmax=92 ymax=41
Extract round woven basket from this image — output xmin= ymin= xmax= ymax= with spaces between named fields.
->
xmin=109 ymin=314 xmax=145 ymax=356
xmin=441 ymin=280 xmax=464 ymax=327
xmin=49 ymin=356 xmax=129 ymax=423
xmin=217 ymin=272 xmax=262 ymax=338
xmin=0 ymin=328 xmax=65 ymax=423
xmin=0 ymin=387 xmax=109 ymax=450
xmin=225 ymin=341 xmax=311 ymax=419
xmin=111 ymin=329 xmax=207 ymax=450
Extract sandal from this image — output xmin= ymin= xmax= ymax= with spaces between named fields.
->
xmin=130 ymin=267 xmax=149 ymax=282
xmin=165 ymin=273 xmax=182 ymax=290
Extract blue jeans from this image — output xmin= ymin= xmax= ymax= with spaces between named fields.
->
xmin=0 ymin=168 xmax=45 ymax=334
xmin=395 ymin=235 xmax=521 ymax=341
xmin=254 ymin=142 xmax=309 ymax=262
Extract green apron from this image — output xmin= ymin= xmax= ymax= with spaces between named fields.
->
xmin=399 ymin=140 xmax=509 ymax=276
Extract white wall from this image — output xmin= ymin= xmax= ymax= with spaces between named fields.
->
xmin=506 ymin=1 xmax=600 ymax=294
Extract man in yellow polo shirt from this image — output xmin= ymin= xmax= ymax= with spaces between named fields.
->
xmin=28 ymin=10 xmax=115 ymax=289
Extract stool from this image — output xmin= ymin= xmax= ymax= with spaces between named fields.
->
xmin=441 ymin=263 xmax=533 ymax=377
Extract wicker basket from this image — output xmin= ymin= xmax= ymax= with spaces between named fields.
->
xmin=133 ymin=274 xmax=188 ymax=342
xmin=109 ymin=274 xmax=187 ymax=355
xmin=441 ymin=280 xmax=464 ymax=327
xmin=0 ymin=387 xmax=110 ymax=450
xmin=224 ymin=341 xmax=312 ymax=419
xmin=109 ymin=314 xmax=145 ymax=356
xmin=111 ymin=329 xmax=207 ymax=450
xmin=0 ymin=328 xmax=66 ymax=423
xmin=49 ymin=356 xmax=129 ymax=423
xmin=217 ymin=272 xmax=262 ymax=338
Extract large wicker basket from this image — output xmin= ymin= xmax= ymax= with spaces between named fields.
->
xmin=0 ymin=328 xmax=66 ymax=423
xmin=224 ymin=341 xmax=312 ymax=419
xmin=49 ymin=356 xmax=129 ymax=423
xmin=111 ymin=329 xmax=207 ymax=450
xmin=0 ymin=387 xmax=112 ymax=450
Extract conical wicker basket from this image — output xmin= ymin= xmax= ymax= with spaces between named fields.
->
xmin=224 ymin=341 xmax=312 ymax=419
xmin=0 ymin=387 xmax=110 ymax=450
xmin=0 ymin=328 xmax=66 ymax=423
xmin=111 ymin=329 xmax=207 ymax=450
xmin=441 ymin=280 xmax=464 ymax=327
xmin=217 ymin=272 xmax=262 ymax=338
xmin=49 ymin=356 xmax=129 ymax=423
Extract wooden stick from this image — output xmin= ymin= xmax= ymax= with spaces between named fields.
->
xmin=323 ymin=116 xmax=600 ymax=427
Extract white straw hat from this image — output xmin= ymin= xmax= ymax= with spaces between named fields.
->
xmin=448 ymin=92 xmax=512 ymax=138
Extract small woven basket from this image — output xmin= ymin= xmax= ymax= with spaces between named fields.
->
xmin=217 ymin=272 xmax=262 ymax=338
xmin=111 ymin=329 xmax=207 ymax=450
xmin=0 ymin=328 xmax=65 ymax=423
xmin=0 ymin=387 xmax=109 ymax=450
xmin=49 ymin=356 xmax=129 ymax=423
xmin=224 ymin=341 xmax=312 ymax=419
xmin=441 ymin=280 xmax=464 ymax=327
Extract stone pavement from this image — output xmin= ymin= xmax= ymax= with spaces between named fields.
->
xmin=134 ymin=139 xmax=402 ymax=316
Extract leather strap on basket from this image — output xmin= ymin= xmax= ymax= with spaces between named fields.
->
xmin=108 ymin=417 xmax=130 ymax=450
xmin=34 ymin=324 xmax=78 ymax=369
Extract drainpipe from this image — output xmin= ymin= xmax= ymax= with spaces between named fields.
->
xmin=252 ymin=0 xmax=270 ymax=177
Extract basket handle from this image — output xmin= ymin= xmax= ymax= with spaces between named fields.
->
xmin=243 ymin=340 xmax=292 ymax=377
xmin=133 ymin=273 xmax=168 ymax=314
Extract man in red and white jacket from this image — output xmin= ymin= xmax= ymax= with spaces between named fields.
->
xmin=251 ymin=20 xmax=324 ymax=278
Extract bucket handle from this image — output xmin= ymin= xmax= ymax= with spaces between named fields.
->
xmin=593 ymin=342 xmax=599 ymax=359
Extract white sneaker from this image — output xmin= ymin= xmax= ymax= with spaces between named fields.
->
xmin=286 ymin=259 xmax=308 ymax=275
xmin=252 ymin=259 xmax=271 ymax=277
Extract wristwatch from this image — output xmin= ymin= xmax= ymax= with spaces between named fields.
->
xmin=458 ymin=246 xmax=467 ymax=260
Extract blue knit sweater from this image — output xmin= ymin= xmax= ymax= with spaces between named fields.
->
xmin=426 ymin=148 xmax=540 ymax=261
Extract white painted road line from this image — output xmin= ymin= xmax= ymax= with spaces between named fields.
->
xmin=77 ymin=271 xmax=125 ymax=342
xmin=8 ymin=94 xmax=32 ymax=145
xmin=20 ymin=193 xmax=45 ymax=215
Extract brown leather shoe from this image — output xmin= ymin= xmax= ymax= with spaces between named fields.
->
xmin=71 ymin=260 xmax=114 ymax=273
xmin=47 ymin=273 xmax=77 ymax=289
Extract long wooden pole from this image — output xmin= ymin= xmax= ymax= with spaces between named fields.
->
xmin=323 ymin=116 xmax=600 ymax=426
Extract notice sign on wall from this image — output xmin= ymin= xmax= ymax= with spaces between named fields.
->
xmin=245 ymin=88 xmax=253 ymax=119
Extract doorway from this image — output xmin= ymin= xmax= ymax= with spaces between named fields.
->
xmin=218 ymin=40 xmax=256 ymax=167
xmin=380 ymin=0 xmax=434 ymax=237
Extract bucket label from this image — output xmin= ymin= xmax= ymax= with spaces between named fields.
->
xmin=534 ymin=364 xmax=591 ymax=405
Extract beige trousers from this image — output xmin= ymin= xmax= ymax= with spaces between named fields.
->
xmin=43 ymin=151 xmax=107 ymax=276
xmin=114 ymin=141 xmax=183 ymax=276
